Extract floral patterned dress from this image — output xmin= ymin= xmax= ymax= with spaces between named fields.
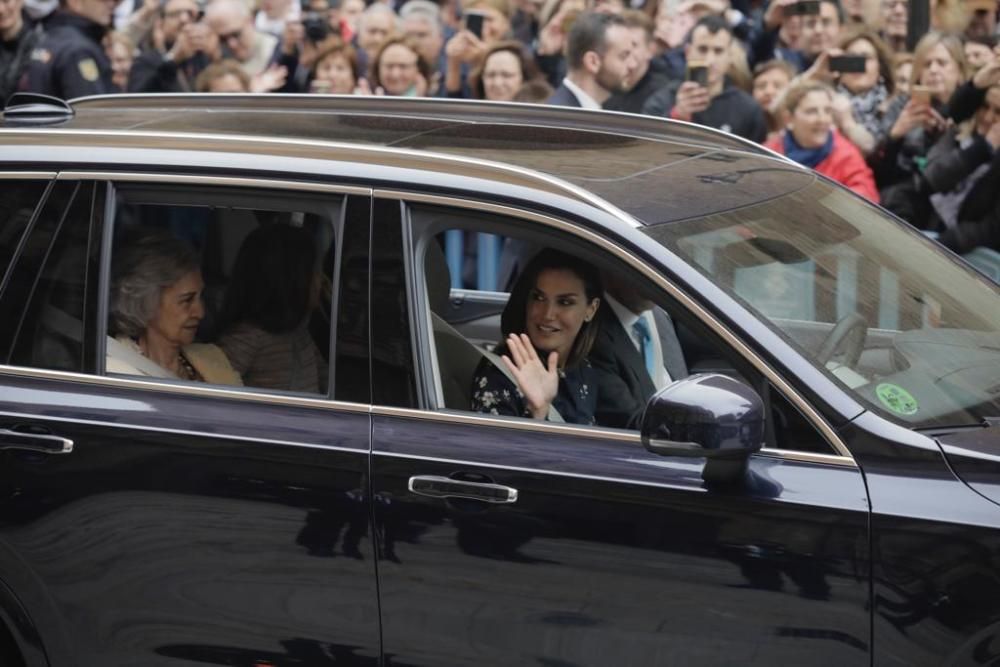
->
xmin=470 ymin=356 xmax=598 ymax=425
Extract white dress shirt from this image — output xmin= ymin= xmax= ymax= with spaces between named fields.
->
xmin=561 ymin=77 xmax=603 ymax=110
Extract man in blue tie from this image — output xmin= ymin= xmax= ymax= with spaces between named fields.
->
xmin=590 ymin=273 xmax=688 ymax=428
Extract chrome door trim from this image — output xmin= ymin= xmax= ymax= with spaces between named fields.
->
xmin=0 ymin=409 xmax=368 ymax=454
xmin=375 ymin=189 xmax=857 ymax=461
xmin=371 ymin=405 xmax=857 ymax=468
xmin=0 ymin=172 xmax=58 ymax=179
xmin=0 ymin=364 xmax=370 ymax=414
xmin=373 ymin=404 xmax=638 ymax=443
xmin=57 ymin=171 xmax=373 ymax=196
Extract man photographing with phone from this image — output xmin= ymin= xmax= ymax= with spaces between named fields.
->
xmin=642 ymin=15 xmax=766 ymax=142
xmin=128 ymin=0 xmax=213 ymax=92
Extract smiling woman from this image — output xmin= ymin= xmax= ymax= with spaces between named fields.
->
xmin=106 ymin=231 xmax=242 ymax=385
xmin=470 ymin=249 xmax=602 ymax=424
xmin=765 ymin=81 xmax=879 ymax=202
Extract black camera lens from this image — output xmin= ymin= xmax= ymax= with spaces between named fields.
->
xmin=302 ymin=12 xmax=329 ymax=41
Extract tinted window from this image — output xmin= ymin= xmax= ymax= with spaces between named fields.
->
xmin=106 ymin=184 xmax=343 ymax=397
xmin=371 ymin=198 xmax=416 ymax=408
xmin=0 ymin=179 xmax=51 ymax=294
xmin=6 ymin=181 xmax=98 ymax=372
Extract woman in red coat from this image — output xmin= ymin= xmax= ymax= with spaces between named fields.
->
xmin=765 ymin=82 xmax=880 ymax=203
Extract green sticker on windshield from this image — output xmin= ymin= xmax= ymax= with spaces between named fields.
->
xmin=876 ymin=383 xmax=918 ymax=416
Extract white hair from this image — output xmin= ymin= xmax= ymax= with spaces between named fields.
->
xmin=359 ymin=2 xmax=401 ymax=29
xmin=205 ymin=0 xmax=251 ymax=22
xmin=400 ymin=0 xmax=442 ymax=25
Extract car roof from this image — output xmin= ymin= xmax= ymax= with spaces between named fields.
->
xmin=0 ymin=94 xmax=811 ymax=226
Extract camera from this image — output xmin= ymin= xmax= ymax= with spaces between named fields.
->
xmin=301 ymin=0 xmax=329 ymax=42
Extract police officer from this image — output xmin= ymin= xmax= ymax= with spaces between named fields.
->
xmin=0 ymin=0 xmax=40 ymax=105
xmin=26 ymin=0 xmax=119 ymax=99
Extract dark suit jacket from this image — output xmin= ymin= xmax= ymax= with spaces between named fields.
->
xmin=590 ymin=303 xmax=687 ymax=429
xmin=547 ymin=83 xmax=582 ymax=108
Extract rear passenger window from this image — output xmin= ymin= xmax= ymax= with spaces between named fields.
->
xmin=0 ymin=179 xmax=50 ymax=286
xmin=5 ymin=181 xmax=101 ymax=372
xmin=105 ymin=184 xmax=345 ymax=398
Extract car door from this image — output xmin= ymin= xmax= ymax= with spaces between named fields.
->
xmin=0 ymin=174 xmax=378 ymax=666
xmin=369 ymin=194 xmax=872 ymax=666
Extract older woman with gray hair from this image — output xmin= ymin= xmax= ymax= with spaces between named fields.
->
xmin=106 ymin=231 xmax=241 ymax=385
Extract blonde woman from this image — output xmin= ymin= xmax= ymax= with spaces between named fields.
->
xmin=876 ymin=32 xmax=971 ymax=197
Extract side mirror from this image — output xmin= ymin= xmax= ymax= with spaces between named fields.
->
xmin=640 ymin=373 xmax=765 ymax=484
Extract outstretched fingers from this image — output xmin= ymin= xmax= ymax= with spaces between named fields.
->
xmin=506 ymin=333 xmax=526 ymax=368
xmin=547 ymin=350 xmax=559 ymax=374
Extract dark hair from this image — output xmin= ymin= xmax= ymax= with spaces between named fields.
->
xmin=195 ymin=59 xmax=251 ymax=92
xmin=514 ymin=78 xmax=555 ymax=102
xmin=499 ymin=249 xmax=602 ymax=368
xmin=312 ymin=39 xmax=361 ymax=84
xmin=565 ymin=12 xmax=627 ymax=70
xmin=220 ymin=225 xmax=317 ymax=334
xmin=685 ymin=14 xmax=733 ymax=46
xmin=965 ymin=34 xmax=998 ymax=49
xmin=469 ymin=40 xmax=544 ymax=99
xmin=821 ymin=0 xmax=845 ymax=25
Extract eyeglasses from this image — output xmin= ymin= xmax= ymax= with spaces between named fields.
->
xmin=217 ymin=25 xmax=244 ymax=42
xmin=164 ymin=7 xmax=203 ymax=19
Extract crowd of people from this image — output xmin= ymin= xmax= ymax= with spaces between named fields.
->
xmin=2 ymin=0 xmax=1000 ymax=250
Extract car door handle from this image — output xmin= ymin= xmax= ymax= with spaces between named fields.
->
xmin=0 ymin=429 xmax=74 ymax=454
xmin=408 ymin=475 xmax=518 ymax=504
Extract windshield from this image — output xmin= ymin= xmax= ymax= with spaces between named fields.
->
xmin=643 ymin=179 xmax=1000 ymax=430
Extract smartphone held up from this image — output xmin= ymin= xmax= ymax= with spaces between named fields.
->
xmin=464 ymin=10 xmax=486 ymax=39
xmin=687 ymin=62 xmax=709 ymax=87
xmin=828 ymin=55 xmax=867 ymax=73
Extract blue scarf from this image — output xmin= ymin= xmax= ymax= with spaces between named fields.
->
xmin=783 ymin=130 xmax=834 ymax=169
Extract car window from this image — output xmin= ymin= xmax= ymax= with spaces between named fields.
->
xmin=645 ymin=180 xmax=1000 ymax=430
xmin=104 ymin=183 xmax=344 ymax=398
xmin=5 ymin=181 xmax=101 ymax=372
xmin=0 ymin=179 xmax=51 ymax=290
xmin=404 ymin=202 xmax=835 ymax=454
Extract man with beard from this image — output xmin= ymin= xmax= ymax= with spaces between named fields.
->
xmin=127 ymin=0 xmax=213 ymax=92
xmin=643 ymin=15 xmax=766 ymax=142
xmin=25 ymin=0 xmax=118 ymax=99
xmin=547 ymin=12 xmax=638 ymax=108
xmin=0 ymin=0 xmax=39 ymax=104
xmin=604 ymin=10 xmax=672 ymax=114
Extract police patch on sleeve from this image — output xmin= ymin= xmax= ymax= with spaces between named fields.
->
xmin=77 ymin=58 xmax=99 ymax=82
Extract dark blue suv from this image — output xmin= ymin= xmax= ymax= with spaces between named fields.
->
xmin=0 ymin=93 xmax=999 ymax=667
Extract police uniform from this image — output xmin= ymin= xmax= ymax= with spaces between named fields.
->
xmin=26 ymin=11 xmax=114 ymax=100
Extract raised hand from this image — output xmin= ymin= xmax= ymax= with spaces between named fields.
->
xmin=501 ymin=333 xmax=559 ymax=420
xmin=673 ymin=81 xmax=710 ymax=119
xmin=251 ymin=65 xmax=288 ymax=93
